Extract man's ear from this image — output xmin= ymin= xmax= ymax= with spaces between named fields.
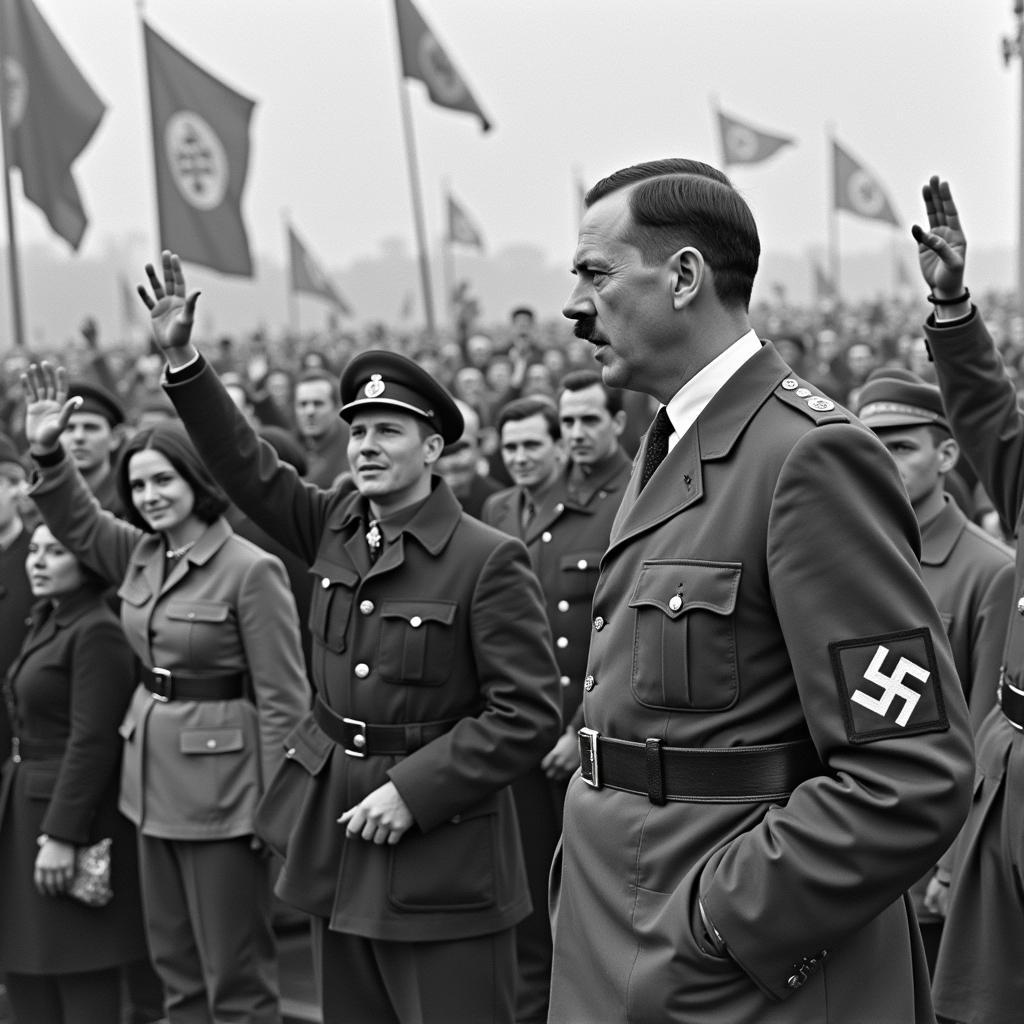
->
xmin=671 ymin=247 xmax=705 ymax=310
xmin=936 ymin=435 xmax=959 ymax=475
xmin=423 ymin=433 xmax=445 ymax=466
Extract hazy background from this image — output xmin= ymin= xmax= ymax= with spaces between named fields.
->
xmin=1 ymin=0 xmax=1020 ymax=346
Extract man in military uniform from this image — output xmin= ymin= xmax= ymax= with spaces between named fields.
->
xmin=61 ymin=381 xmax=126 ymax=516
xmin=483 ymin=374 xmax=631 ymax=1023
xmin=550 ymin=158 xmax=974 ymax=1023
xmin=138 ymin=251 xmax=562 ymax=1024
xmin=854 ymin=370 xmax=1013 ymax=969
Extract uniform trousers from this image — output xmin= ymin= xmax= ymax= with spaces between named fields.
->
xmin=6 ymin=965 xmax=121 ymax=1024
xmin=138 ymin=834 xmax=280 ymax=1024
xmin=511 ymin=766 xmax=567 ymax=1024
xmin=312 ymin=918 xmax=516 ymax=1024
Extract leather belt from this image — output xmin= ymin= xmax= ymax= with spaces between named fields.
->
xmin=314 ymin=697 xmax=459 ymax=759
xmin=999 ymin=677 xmax=1024 ymax=731
xmin=144 ymin=668 xmax=246 ymax=703
xmin=11 ymin=737 xmax=66 ymax=763
xmin=577 ymin=729 xmax=822 ymax=804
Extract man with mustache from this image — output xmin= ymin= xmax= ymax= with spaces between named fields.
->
xmin=549 ymin=158 xmax=974 ymax=1023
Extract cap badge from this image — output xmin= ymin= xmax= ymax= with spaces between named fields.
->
xmin=364 ymin=374 xmax=385 ymax=399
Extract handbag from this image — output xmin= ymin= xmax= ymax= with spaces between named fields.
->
xmin=69 ymin=837 xmax=113 ymax=908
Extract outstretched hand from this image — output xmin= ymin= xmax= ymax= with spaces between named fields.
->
xmin=911 ymin=176 xmax=966 ymax=298
xmin=137 ymin=250 xmax=201 ymax=356
xmin=21 ymin=362 xmax=80 ymax=454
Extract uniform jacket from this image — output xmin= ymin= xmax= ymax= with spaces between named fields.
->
xmin=548 ymin=342 xmax=974 ymax=1024
xmin=0 ymin=587 xmax=146 ymax=974
xmin=164 ymin=358 xmax=563 ymax=942
xmin=29 ymin=455 xmax=309 ymax=840
xmin=0 ymin=525 xmax=32 ymax=762
xmin=924 ymin=309 xmax=1024 ymax=1024
xmin=483 ymin=447 xmax=631 ymax=728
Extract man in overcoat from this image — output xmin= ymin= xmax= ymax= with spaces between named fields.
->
xmin=483 ymin=374 xmax=631 ymax=1022
xmin=139 ymin=252 xmax=562 ymax=1024
xmin=549 ymin=158 xmax=975 ymax=1023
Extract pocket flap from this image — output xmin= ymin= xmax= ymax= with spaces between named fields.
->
xmin=117 ymin=578 xmax=152 ymax=607
xmin=180 ymin=728 xmax=244 ymax=754
xmin=166 ymin=600 xmax=231 ymax=624
xmin=629 ymin=561 xmax=741 ymax=619
xmin=309 ymin=558 xmax=359 ymax=589
xmin=282 ymin=714 xmax=334 ymax=776
xmin=558 ymin=550 xmax=604 ymax=573
xmin=380 ymin=600 xmax=457 ymax=627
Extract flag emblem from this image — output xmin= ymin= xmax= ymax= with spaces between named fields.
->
xmin=831 ymin=140 xmax=899 ymax=227
xmin=164 ymin=112 xmax=228 ymax=210
xmin=723 ymin=124 xmax=758 ymax=162
xmin=845 ymin=170 xmax=888 ymax=220
xmin=418 ymin=33 xmax=466 ymax=106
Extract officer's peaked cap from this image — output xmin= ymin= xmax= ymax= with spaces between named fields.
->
xmin=68 ymin=381 xmax=125 ymax=427
xmin=854 ymin=369 xmax=950 ymax=433
xmin=339 ymin=350 xmax=464 ymax=445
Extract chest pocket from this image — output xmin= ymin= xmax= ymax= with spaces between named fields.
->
xmin=629 ymin=560 xmax=741 ymax=711
xmin=308 ymin=559 xmax=358 ymax=653
xmin=165 ymin=600 xmax=234 ymax=665
xmin=378 ymin=601 xmax=457 ymax=686
xmin=559 ymin=549 xmax=604 ymax=603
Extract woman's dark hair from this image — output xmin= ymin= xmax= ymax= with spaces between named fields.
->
xmin=115 ymin=422 xmax=229 ymax=532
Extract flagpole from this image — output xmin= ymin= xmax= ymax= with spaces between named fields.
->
xmin=0 ymin=22 xmax=27 ymax=350
xmin=394 ymin=76 xmax=437 ymax=340
xmin=282 ymin=212 xmax=298 ymax=335
xmin=826 ymin=124 xmax=840 ymax=302
xmin=441 ymin=183 xmax=455 ymax=328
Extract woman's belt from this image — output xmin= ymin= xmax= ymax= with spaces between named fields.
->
xmin=577 ymin=729 xmax=823 ymax=804
xmin=144 ymin=668 xmax=246 ymax=702
xmin=313 ymin=697 xmax=459 ymax=758
xmin=999 ymin=677 xmax=1024 ymax=731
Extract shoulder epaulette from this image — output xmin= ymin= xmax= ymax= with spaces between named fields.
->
xmin=772 ymin=376 xmax=849 ymax=425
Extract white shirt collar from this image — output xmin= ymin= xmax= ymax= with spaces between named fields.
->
xmin=663 ymin=329 xmax=761 ymax=450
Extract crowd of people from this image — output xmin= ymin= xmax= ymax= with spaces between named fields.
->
xmin=0 ymin=161 xmax=1019 ymax=1024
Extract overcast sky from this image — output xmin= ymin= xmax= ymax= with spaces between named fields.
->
xmin=7 ymin=1 xmax=1022 ymax=287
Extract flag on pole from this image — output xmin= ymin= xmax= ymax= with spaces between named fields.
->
xmin=716 ymin=109 xmax=793 ymax=167
xmin=446 ymin=192 xmax=483 ymax=249
xmin=143 ymin=22 xmax=255 ymax=276
xmin=0 ymin=0 xmax=105 ymax=250
xmin=394 ymin=0 xmax=491 ymax=131
xmin=832 ymin=140 xmax=900 ymax=227
xmin=813 ymin=262 xmax=836 ymax=303
xmin=287 ymin=224 xmax=351 ymax=314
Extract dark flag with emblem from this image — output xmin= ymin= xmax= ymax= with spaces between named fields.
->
xmin=393 ymin=0 xmax=491 ymax=132
xmin=287 ymin=224 xmax=351 ymax=314
xmin=832 ymin=139 xmax=899 ymax=227
xmin=446 ymin=192 xmax=483 ymax=250
xmin=716 ymin=109 xmax=793 ymax=167
xmin=0 ymin=0 xmax=105 ymax=250
xmin=143 ymin=21 xmax=255 ymax=276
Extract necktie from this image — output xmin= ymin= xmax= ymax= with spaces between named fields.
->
xmin=520 ymin=495 xmax=536 ymax=536
xmin=366 ymin=520 xmax=382 ymax=563
xmin=639 ymin=407 xmax=673 ymax=490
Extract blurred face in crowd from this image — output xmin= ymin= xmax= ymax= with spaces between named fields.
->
xmin=128 ymin=450 xmax=198 ymax=537
xmin=0 ymin=468 xmax=26 ymax=535
xmin=523 ymin=363 xmax=554 ymax=397
xmin=436 ymin=442 xmax=479 ymax=499
xmin=348 ymin=409 xmax=440 ymax=514
xmin=846 ymin=343 xmax=876 ymax=381
xmin=486 ymin=358 xmax=513 ymax=395
xmin=454 ymin=368 xmax=486 ymax=405
xmin=559 ymin=384 xmax=624 ymax=468
xmin=295 ymin=379 xmax=337 ymax=441
xmin=501 ymin=413 xmax=563 ymax=494
xmin=873 ymin=425 xmax=955 ymax=512
xmin=265 ymin=370 xmax=293 ymax=410
xmin=815 ymin=330 xmax=840 ymax=364
xmin=60 ymin=412 xmax=118 ymax=475
xmin=466 ymin=335 xmax=493 ymax=369
xmin=26 ymin=525 xmax=87 ymax=601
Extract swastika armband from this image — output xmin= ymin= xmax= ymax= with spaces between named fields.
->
xmin=829 ymin=629 xmax=949 ymax=743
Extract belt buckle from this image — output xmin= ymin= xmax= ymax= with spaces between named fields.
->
xmin=150 ymin=667 xmax=172 ymax=702
xmin=578 ymin=727 xmax=600 ymax=788
xmin=342 ymin=717 xmax=368 ymax=758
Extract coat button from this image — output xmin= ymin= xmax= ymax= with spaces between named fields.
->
xmin=558 ymin=600 xmax=569 ymax=613
xmin=593 ymin=616 xmax=605 ymax=631
xmin=410 ymin=616 xmax=422 ymax=628
xmin=285 ymin=747 xmax=297 ymax=758
xmin=206 ymin=738 xmax=217 ymax=749
xmin=359 ymin=600 xmax=374 ymax=615
xmin=555 ymin=502 xmax=564 ymax=513
xmin=795 ymin=387 xmax=811 ymax=398
xmin=321 ymin=578 xmax=331 ymax=589
xmin=556 ymin=636 xmax=568 ymax=649
xmin=352 ymin=734 xmax=366 ymax=749
xmin=560 ymin=675 xmax=571 ymax=687
xmin=584 ymin=675 xmax=595 ymax=691
xmin=542 ymin=531 xmax=552 ymax=543
xmin=782 ymin=379 xmax=799 ymax=390
xmin=668 ymin=594 xmax=683 ymax=612
xmin=577 ymin=559 xmax=588 ymax=570
xmin=786 ymin=974 xmax=805 ymax=990
xmin=187 ymin=611 xmax=196 ymax=619
xmin=354 ymin=663 xmax=370 ymax=678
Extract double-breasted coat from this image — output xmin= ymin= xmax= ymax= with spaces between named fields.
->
xmin=28 ymin=455 xmax=309 ymax=839
xmin=163 ymin=358 xmax=563 ymax=942
xmin=0 ymin=586 xmax=146 ymax=975
xmin=548 ymin=342 xmax=974 ymax=1023
xmin=924 ymin=309 xmax=1024 ymax=1024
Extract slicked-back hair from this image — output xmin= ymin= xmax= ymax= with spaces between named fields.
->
xmin=117 ymin=422 xmax=230 ymax=532
xmin=558 ymin=369 xmax=623 ymax=417
xmin=586 ymin=158 xmax=760 ymax=310
xmin=497 ymin=396 xmax=561 ymax=441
